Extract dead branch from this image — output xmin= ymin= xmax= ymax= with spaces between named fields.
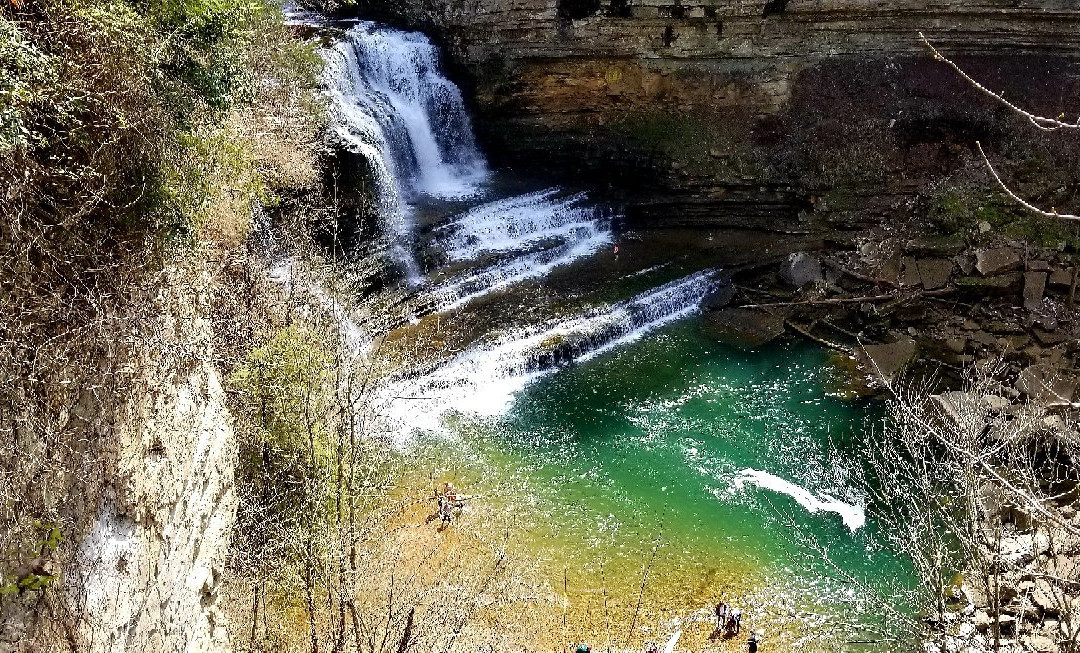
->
xmin=919 ymin=32 xmax=1080 ymax=132
xmin=975 ymin=141 xmax=1080 ymax=222
xmin=741 ymin=288 xmax=953 ymax=310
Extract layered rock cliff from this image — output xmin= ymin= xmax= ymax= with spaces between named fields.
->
xmin=0 ymin=266 xmax=237 ymax=653
xmin=348 ymin=0 xmax=1080 ymax=231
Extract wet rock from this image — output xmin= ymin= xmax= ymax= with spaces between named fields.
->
xmin=704 ymin=308 xmax=786 ymax=348
xmin=1015 ymin=365 xmax=1077 ymax=407
xmin=858 ymin=337 xmax=917 ymax=380
xmin=1024 ymin=271 xmax=1047 ymax=310
xmin=778 ymin=252 xmax=822 ymax=289
xmin=976 ymin=247 xmax=1022 ymax=276
xmin=701 ymin=283 xmax=735 ymax=310
xmin=917 ymin=258 xmax=955 ymax=290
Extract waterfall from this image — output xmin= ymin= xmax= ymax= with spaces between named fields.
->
xmin=375 ymin=270 xmax=721 ymax=442
xmin=322 ymin=23 xmax=488 ymax=282
xmin=438 ymin=189 xmax=609 ymax=262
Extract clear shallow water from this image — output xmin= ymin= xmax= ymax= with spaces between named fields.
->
xmin=407 ymin=319 xmax=915 ymax=648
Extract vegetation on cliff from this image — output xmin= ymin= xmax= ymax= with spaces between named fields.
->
xmin=0 ymin=0 xmax=324 ymax=640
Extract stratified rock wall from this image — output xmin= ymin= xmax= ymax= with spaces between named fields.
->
xmin=353 ymin=0 xmax=1080 ymax=230
xmin=394 ymin=0 xmax=1080 ymax=120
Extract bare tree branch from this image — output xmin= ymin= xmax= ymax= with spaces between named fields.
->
xmin=919 ymin=32 xmax=1080 ymax=132
xmin=975 ymin=141 xmax=1080 ymax=222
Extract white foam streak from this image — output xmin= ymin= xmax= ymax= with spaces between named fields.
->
xmin=430 ymin=230 xmax=612 ymax=311
xmin=732 ymin=468 xmax=866 ymax=532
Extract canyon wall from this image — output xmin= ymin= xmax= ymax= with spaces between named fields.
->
xmin=352 ymin=0 xmax=1080 ymax=231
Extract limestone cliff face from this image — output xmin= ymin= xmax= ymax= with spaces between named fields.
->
xmin=1 ymin=266 xmax=236 ymax=653
xmin=386 ymin=0 xmax=1080 ymax=119
xmin=64 ymin=268 xmax=237 ymax=653
xmin=353 ymin=0 xmax=1080 ymax=231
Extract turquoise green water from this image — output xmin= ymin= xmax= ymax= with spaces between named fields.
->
xmin=411 ymin=317 xmax=915 ymax=649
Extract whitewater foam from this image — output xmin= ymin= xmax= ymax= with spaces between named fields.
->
xmin=375 ymin=270 xmax=720 ymax=443
xmin=732 ymin=468 xmax=865 ymax=531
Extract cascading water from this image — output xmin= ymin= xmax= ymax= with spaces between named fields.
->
xmin=322 ymin=23 xmax=488 ymax=282
xmin=315 ymin=18 xmax=907 ymax=648
xmin=375 ymin=270 xmax=719 ymax=442
xmin=423 ymin=189 xmax=614 ymax=310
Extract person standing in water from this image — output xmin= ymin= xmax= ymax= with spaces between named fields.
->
xmin=714 ymin=600 xmax=728 ymax=630
xmin=728 ymin=607 xmax=742 ymax=636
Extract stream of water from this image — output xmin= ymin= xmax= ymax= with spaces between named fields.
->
xmin=316 ymin=20 xmax=915 ymax=650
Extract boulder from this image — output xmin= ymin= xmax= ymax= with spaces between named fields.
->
xmin=1015 ymin=365 xmax=1077 ymax=408
xmin=917 ymin=258 xmax=955 ymax=290
xmin=900 ymin=257 xmax=921 ymax=287
xmin=905 ymin=237 xmax=967 ymax=257
xmin=701 ymin=283 xmax=735 ymax=310
xmin=956 ymin=273 xmax=1024 ymax=296
xmin=1032 ymin=579 xmax=1060 ymax=616
xmin=858 ymin=338 xmax=917 ymax=380
xmin=1024 ymin=271 xmax=1047 ymax=310
xmin=1049 ymin=267 xmax=1075 ymax=288
xmin=933 ymin=391 xmax=989 ymax=429
xmin=780 ymin=252 xmax=823 ymax=288
xmin=1001 ymin=535 xmax=1036 ymax=566
xmin=976 ymin=247 xmax=1022 ymax=276
xmin=1023 ymin=634 xmax=1056 ymax=653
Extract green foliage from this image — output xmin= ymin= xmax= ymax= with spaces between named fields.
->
xmin=1 ymin=0 xmax=322 ymax=242
xmin=0 ymin=15 xmax=56 ymax=150
xmin=230 ymin=325 xmax=335 ymax=463
xmin=928 ymin=185 xmax=1080 ymax=249
xmin=0 ymin=521 xmax=63 ymax=595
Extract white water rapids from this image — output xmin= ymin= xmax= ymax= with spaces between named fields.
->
xmin=375 ymin=269 xmax=720 ymax=442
